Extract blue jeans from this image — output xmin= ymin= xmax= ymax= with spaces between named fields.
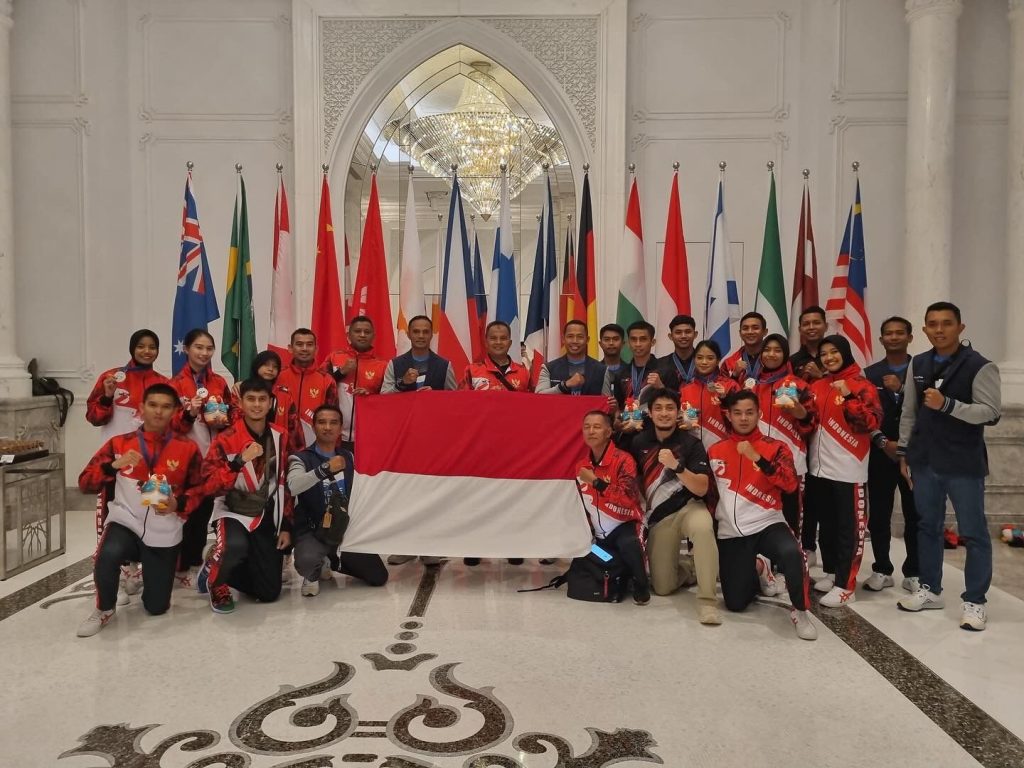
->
xmin=912 ymin=464 xmax=991 ymax=604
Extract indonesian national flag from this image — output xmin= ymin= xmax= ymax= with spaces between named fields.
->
xmin=310 ymin=173 xmax=346 ymax=364
xmin=345 ymin=392 xmax=597 ymax=557
xmin=269 ymin=175 xmax=294 ymax=361
xmin=656 ymin=169 xmax=691 ymax=335
xmin=436 ymin=174 xmax=474 ymax=374
xmin=396 ymin=171 xmax=425 ymax=354
xmin=789 ymin=180 xmax=819 ymax=345
xmin=351 ymin=172 xmax=397 ymax=359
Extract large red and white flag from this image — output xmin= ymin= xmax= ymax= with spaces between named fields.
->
xmin=268 ymin=174 xmax=294 ymax=360
xmin=657 ymin=168 xmax=691 ymax=333
xmin=351 ymin=172 xmax=397 ymax=359
xmin=396 ymin=171 xmax=425 ymax=354
xmin=345 ymin=392 xmax=597 ymax=557
xmin=310 ymin=173 xmax=346 ymax=364
xmin=789 ymin=179 xmax=819 ymax=345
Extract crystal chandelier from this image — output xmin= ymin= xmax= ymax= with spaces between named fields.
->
xmin=385 ymin=64 xmax=567 ymax=220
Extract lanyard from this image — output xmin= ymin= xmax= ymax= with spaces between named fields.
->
xmin=671 ymin=354 xmax=695 ymax=383
xmin=630 ymin=362 xmax=648 ymax=396
xmin=191 ymin=366 xmax=207 ymax=392
xmin=136 ymin=428 xmax=173 ymax=474
xmin=741 ymin=350 xmax=763 ymax=380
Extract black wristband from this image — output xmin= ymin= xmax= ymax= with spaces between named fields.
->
xmin=674 ymin=462 xmax=687 ymax=474
xmin=229 ymin=456 xmax=245 ymax=471
xmin=592 ymin=478 xmax=609 ymax=492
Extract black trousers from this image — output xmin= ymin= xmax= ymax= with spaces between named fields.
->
xmin=178 ymin=496 xmax=214 ymax=570
xmin=805 ymin=474 xmax=867 ymax=591
xmin=718 ymin=522 xmax=810 ymax=612
xmin=597 ymin=521 xmax=648 ymax=590
xmin=782 ymin=488 xmax=802 ymax=540
xmin=208 ymin=515 xmax=284 ymax=603
xmin=801 ymin=485 xmax=818 ymax=553
xmin=867 ymin=450 xmax=919 ymax=578
xmin=94 ymin=522 xmax=178 ymax=614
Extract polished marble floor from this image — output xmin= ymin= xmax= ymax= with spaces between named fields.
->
xmin=1 ymin=509 xmax=1023 ymax=768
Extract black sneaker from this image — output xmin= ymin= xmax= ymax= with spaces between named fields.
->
xmin=506 ymin=558 xmax=524 ymax=565
xmin=463 ymin=557 xmax=481 ymax=566
xmin=633 ymin=584 xmax=651 ymax=606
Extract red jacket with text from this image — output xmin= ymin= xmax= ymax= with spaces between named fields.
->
xmin=707 ymin=431 xmax=799 ymax=539
xmin=276 ymin=363 xmax=339 ymax=448
xmin=751 ymin=364 xmax=817 ymax=476
xmin=807 ymin=363 xmax=882 ymax=483
xmin=169 ymin=365 xmax=238 ymax=456
xmin=678 ymin=375 xmax=739 ymax=449
xmin=79 ymin=429 xmax=203 ymax=547
xmin=575 ymin=442 xmax=644 ymax=538
xmin=461 ymin=358 xmax=532 ymax=392
xmin=86 ymin=364 xmax=170 ymax=441
xmin=322 ymin=347 xmax=385 ymax=443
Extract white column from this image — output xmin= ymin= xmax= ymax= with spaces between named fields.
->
xmin=0 ymin=0 xmax=29 ymax=398
xmin=1004 ymin=0 xmax=1024 ymax=404
xmin=902 ymin=0 xmax=962 ymax=323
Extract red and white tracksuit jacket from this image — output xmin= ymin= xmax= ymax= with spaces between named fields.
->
xmin=807 ymin=364 xmax=882 ymax=484
xmin=196 ymin=422 xmax=292 ymax=534
xmin=752 ymin=365 xmax=816 ymax=476
xmin=169 ymin=365 xmax=238 ymax=456
xmin=678 ymin=375 xmax=740 ymax=449
xmin=321 ymin=349 xmax=383 ymax=443
xmin=575 ymin=443 xmax=644 ymax=538
xmin=276 ymin=363 xmax=339 ymax=447
xmin=719 ymin=347 xmax=762 ymax=382
xmin=78 ymin=429 xmax=203 ymax=547
xmin=461 ymin=358 xmax=532 ymax=391
xmin=707 ymin=431 xmax=799 ymax=539
xmin=86 ymin=363 xmax=169 ymax=442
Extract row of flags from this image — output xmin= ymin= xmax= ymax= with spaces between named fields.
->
xmin=171 ymin=162 xmax=872 ymax=384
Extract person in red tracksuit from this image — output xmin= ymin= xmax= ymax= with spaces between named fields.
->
xmin=752 ymin=334 xmax=817 ymax=543
xmin=719 ymin=311 xmax=768 ymax=382
xmin=462 ymin=321 xmax=532 ymax=392
xmin=85 ymin=328 xmax=169 ymax=603
xmin=708 ymin=390 xmax=817 ymax=640
xmin=677 ymin=340 xmax=739 ymax=450
xmin=321 ymin=316 xmax=386 ymax=451
xmin=169 ymin=329 xmax=238 ymax=586
xmin=193 ymin=378 xmax=293 ymax=614
xmin=805 ymin=334 xmax=882 ymax=607
xmin=276 ymin=328 xmax=339 ymax=452
xmin=575 ymin=409 xmax=650 ymax=605
xmin=76 ymin=383 xmax=202 ymax=637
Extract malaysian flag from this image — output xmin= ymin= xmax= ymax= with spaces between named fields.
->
xmin=171 ymin=169 xmax=219 ymax=373
xmin=826 ymin=177 xmax=872 ymax=367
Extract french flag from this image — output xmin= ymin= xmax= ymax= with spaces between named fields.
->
xmin=436 ymin=173 xmax=475 ymax=374
xmin=345 ymin=392 xmax=597 ymax=558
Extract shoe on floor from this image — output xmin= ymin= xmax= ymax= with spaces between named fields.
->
xmin=813 ymin=574 xmax=835 ymax=593
xmin=282 ymin=553 xmax=294 ymax=582
xmin=301 ymin=577 xmax=320 ymax=597
xmin=863 ymin=571 xmax=894 ymax=592
xmin=697 ymin=602 xmax=722 ymax=625
xmin=116 ymin=586 xmax=130 ymax=606
xmin=195 ymin=559 xmax=212 ymax=595
xmin=319 ymin=556 xmax=333 ymax=582
xmin=898 ymin=585 xmax=945 ymax=612
xmin=902 ymin=576 xmax=920 ymax=593
xmin=791 ymin=609 xmax=818 ymax=641
xmin=463 ymin=558 xmax=481 ymax=566
xmin=960 ymin=601 xmax=987 ymax=631
xmin=633 ymin=584 xmax=651 ymax=606
xmin=756 ymin=555 xmax=783 ymax=597
xmin=210 ymin=584 xmax=235 ymax=614
xmin=122 ymin=565 xmax=143 ymax=595
xmin=506 ymin=558 xmax=524 ymax=565
xmin=76 ymin=608 xmax=115 ymax=638
xmin=803 ymin=549 xmax=817 ymax=569
xmin=387 ymin=554 xmax=416 ymax=565
xmin=820 ymin=585 xmax=856 ymax=608
xmin=174 ymin=566 xmax=198 ymax=590
xmin=420 ymin=556 xmax=442 ymax=566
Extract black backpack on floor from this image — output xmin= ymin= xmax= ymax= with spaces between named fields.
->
xmin=519 ymin=546 xmax=629 ymax=603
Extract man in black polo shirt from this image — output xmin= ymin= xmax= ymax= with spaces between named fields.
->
xmin=863 ymin=316 xmax=920 ymax=593
xmin=652 ymin=314 xmax=699 ymax=391
xmin=381 ymin=315 xmax=457 ymax=393
xmin=622 ymin=388 xmax=720 ymax=625
xmin=537 ymin=320 xmax=606 ymax=395
xmin=897 ymin=302 xmax=1001 ymax=632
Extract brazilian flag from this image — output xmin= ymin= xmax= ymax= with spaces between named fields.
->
xmin=222 ymin=172 xmax=257 ymax=381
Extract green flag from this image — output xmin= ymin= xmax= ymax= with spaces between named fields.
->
xmin=222 ymin=173 xmax=257 ymax=381
xmin=754 ymin=170 xmax=788 ymax=336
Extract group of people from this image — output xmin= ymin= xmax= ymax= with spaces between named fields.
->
xmin=76 ymin=300 xmax=1001 ymax=640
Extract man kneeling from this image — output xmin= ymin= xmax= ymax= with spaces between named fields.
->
xmin=576 ymin=410 xmax=650 ymax=605
xmin=287 ymin=404 xmax=387 ymax=595
xmin=709 ymin=390 xmax=817 ymax=640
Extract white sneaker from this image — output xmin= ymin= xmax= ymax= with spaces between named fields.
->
xmin=319 ymin=556 xmax=333 ymax=582
xmin=77 ymin=608 xmax=115 ymax=637
xmin=820 ymin=586 xmax=856 ymax=607
xmin=898 ymin=585 xmax=945 ymax=612
xmin=902 ymin=576 xmax=920 ymax=593
xmin=300 ymin=578 xmax=320 ymax=597
xmin=960 ymin=601 xmax=987 ymax=631
xmin=387 ymin=554 xmax=416 ymax=565
xmin=791 ymin=609 xmax=818 ymax=640
xmin=122 ymin=565 xmax=142 ymax=595
xmin=813 ymin=574 xmax=835 ymax=593
xmin=116 ymin=585 xmax=130 ymax=606
xmin=803 ymin=549 xmax=817 ymax=569
xmin=174 ymin=567 xmax=198 ymax=590
xmin=756 ymin=555 xmax=783 ymax=597
xmin=863 ymin=571 xmax=894 ymax=592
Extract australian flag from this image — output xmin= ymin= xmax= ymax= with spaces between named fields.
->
xmin=171 ymin=171 xmax=219 ymax=374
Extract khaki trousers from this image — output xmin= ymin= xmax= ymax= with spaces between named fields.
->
xmin=648 ymin=499 xmax=718 ymax=602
